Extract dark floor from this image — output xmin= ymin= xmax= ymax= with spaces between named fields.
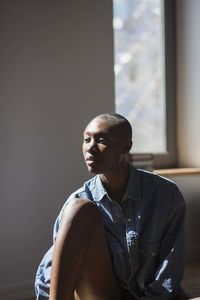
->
xmin=182 ymin=260 xmax=200 ymax=298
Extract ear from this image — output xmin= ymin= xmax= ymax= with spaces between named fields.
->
xmin=123 ymin=140 xmax=132 ymax=154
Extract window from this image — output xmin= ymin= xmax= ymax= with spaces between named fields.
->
xmin=113 ymin=0 xmax=176 ymax=168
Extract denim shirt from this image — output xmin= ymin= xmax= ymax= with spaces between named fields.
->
xmin=35 ymin=165 xmax=186 ymax=300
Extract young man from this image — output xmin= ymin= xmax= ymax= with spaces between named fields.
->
xmin=35 ymin=113 xmax=189 ymax=300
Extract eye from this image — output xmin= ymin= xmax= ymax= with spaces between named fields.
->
xmin=98 ymin=137 xmax=107 ymax=144
xmin=83 ymin=137 xmax=90 ymax=143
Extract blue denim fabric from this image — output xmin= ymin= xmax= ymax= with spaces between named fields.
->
xmin=35 ymin=164 xmax=186 ymax=300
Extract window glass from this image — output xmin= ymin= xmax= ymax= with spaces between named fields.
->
xmin=113 ymin=0 xmax=166 ymax=154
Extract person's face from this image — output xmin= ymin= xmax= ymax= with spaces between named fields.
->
xmin=82 ymin=118 xmax=131 ymax=174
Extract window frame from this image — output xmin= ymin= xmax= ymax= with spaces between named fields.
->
xmin=153 ymin=0 xmax=177 ymax=169
xmin=124 ymin=0 xmax=177 ymax=169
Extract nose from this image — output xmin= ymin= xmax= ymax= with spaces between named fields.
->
xmin=87 ymin=138 xmax=98 ymax=154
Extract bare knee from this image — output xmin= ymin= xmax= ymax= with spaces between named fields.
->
xmin=61 ymin=198 xmax=101 ymax=229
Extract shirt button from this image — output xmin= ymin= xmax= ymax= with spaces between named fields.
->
xmin=152 ymin=251 xmax=156 ymax=257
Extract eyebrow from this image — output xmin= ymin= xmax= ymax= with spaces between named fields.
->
xmin=83 ymin=130 xmax=109 ymax=136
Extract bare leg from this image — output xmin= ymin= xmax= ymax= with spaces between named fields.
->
xmin=49 ymin=198 xmax=121 ymax=300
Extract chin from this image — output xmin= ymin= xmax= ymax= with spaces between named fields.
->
xmin=87 ymin=166 xmax=102 ymax=174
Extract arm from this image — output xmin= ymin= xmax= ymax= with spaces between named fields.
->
xmin=143 ymin=185 xmax=186 ymax=300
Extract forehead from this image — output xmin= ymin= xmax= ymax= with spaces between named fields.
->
xmin=84 ymin=117 xmax=116 ymax=136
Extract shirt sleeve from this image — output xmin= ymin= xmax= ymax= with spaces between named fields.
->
xmin=142 ymin=184 xmax=186 ymax=300
xmin=52 ymin=193 xmax=75 ymax=242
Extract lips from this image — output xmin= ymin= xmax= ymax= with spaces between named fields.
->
xmin=85 ymin=156 xmax=99 ymax=164
xmin=84 ymin=155 xmax=102 ymax=173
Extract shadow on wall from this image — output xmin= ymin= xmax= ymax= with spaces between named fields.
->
xmin=166 ymin=174 xmax=200 ymax=261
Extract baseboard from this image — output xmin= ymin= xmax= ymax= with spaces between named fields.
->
xmin=187 ymin=245 xmax=200 ymax=262
xmin=0 ymin=280 xmax=35 ymax=300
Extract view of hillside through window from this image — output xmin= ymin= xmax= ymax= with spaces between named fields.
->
xmin=113 ymin=0 xmax=166 ymax=154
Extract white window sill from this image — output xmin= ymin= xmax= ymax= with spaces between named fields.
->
xmin=154 ymin=168 xmax=200 ymax=177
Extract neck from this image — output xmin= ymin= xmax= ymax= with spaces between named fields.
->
xmin=100 ymin=162 xmax=129 ymax=203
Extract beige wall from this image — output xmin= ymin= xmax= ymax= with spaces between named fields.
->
xmin=177 ymin=0 xmax=200 ymax=167
xmin=175 ymin=0 xmax=200 ymax=260
xmin=175 ymin=0 xmax=200 ymax=262
xmin=0 ymin=1 xmax=114 ymax=298
xmin=1 ymin=0 xmax=200 ymax=299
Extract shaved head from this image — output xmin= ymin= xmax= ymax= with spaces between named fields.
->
xmin=91 ymin=113 xmax=132 ymax=142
